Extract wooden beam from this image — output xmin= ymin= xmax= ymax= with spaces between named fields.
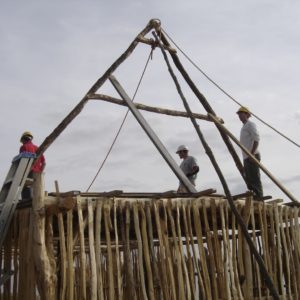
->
xmin=89 ymin=93 xmax=223 ymax=123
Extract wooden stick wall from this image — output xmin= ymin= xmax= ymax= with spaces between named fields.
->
xmin=1 ymin=197 xmax=300 ymax=299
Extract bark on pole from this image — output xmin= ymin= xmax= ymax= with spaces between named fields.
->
xmin=89 ymin=93 xmax=222 ymax=122
xmin=35 ymin=19 xmax=158 ymax=159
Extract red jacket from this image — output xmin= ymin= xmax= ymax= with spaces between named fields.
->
xmin=20 ymin=141 xmax=46 ymax=173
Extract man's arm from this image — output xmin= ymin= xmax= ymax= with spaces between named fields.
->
xmin=249 ymin=122 xmax=260 ymax=155
xmin=186 ymin=165 xmax=199 ymax=177
xmin=251 ymin=140 xmax=259 ymax=155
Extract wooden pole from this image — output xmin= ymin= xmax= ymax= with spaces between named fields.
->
xmin=153 ymin=26 xmax=246 ymax=184
xmin=208 ymin=113 xmax=299 ymax=203
xmin=89 ymin=93 xmax=223 ymax=123
xmin=76 ymin=197 xmax=87 ymax=300
xmin=32 ymin=173 xmax=56 ymax=299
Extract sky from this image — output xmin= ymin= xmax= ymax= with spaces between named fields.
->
xmin=1 ymin=1 xmax=299 ymax=203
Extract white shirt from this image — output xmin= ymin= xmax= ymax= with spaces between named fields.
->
xmin=180 ymin=155 xmax=198 ymax=185
xmin=240 ymin=120 xmax=260 ymax=159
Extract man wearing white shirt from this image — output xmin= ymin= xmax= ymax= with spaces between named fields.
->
xmin=237 ymin=106 xmax=263 ymax=199
xmin=176 ymin=145 xmax=199 ymax=193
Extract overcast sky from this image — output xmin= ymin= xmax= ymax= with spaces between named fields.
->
xmin=1 ymin=1 xmax=299 ymax=202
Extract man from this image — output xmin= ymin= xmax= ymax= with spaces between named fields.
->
xmin=176 ymin=145 xmax=199 ymax=192
xmin=20 ymin=131 xmax=46 ymax=198
xmin=237 ymin=106 xmax=263 ymax=199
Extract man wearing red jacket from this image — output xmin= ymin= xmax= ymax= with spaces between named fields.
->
xmin=19 ymin=131 xmax=46 ymax=198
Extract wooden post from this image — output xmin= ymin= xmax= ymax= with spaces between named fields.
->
xmin=153 ymin=26 xmax=246 ymax=183
xmin=32 ymin=172 xmax=56 ymax=299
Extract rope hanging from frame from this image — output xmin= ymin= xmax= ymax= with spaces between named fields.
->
xmin=86 ymin=48 xmax=154 ymax=192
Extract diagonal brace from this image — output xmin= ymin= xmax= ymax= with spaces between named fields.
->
xmin=109 ymin=75 xmax=197 ymax=193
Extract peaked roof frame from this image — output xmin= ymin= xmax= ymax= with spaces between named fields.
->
xmin=33 ymin=18 xmax=295 ymax=298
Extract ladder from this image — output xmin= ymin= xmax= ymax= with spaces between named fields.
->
xmin=0 ymin=152 xmax=35 ymax=249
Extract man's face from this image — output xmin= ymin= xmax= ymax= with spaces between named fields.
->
xmin=237 ymin=112 xmax=249 ymax=123
xmin=178 ymin=150 xmax=188 ymax=159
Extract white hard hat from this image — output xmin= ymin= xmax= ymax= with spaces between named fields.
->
xmin=176 ymin=145 xmax=189 ymax=153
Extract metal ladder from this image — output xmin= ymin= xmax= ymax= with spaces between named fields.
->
xmin=0 ymin=152 xmax=35 ymax=249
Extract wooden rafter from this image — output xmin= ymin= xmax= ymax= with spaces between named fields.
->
xmin=89 ymin=93 xmax=223 ymax=122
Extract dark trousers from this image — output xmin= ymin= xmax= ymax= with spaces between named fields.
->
xmin=244 ymin=153 xmax=263 ymax=198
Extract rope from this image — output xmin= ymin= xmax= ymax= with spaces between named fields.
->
xmin=161 ymin=28 xmax=300 ymax=149
xmin=86 ymin=49 xmax=154 ymax=192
